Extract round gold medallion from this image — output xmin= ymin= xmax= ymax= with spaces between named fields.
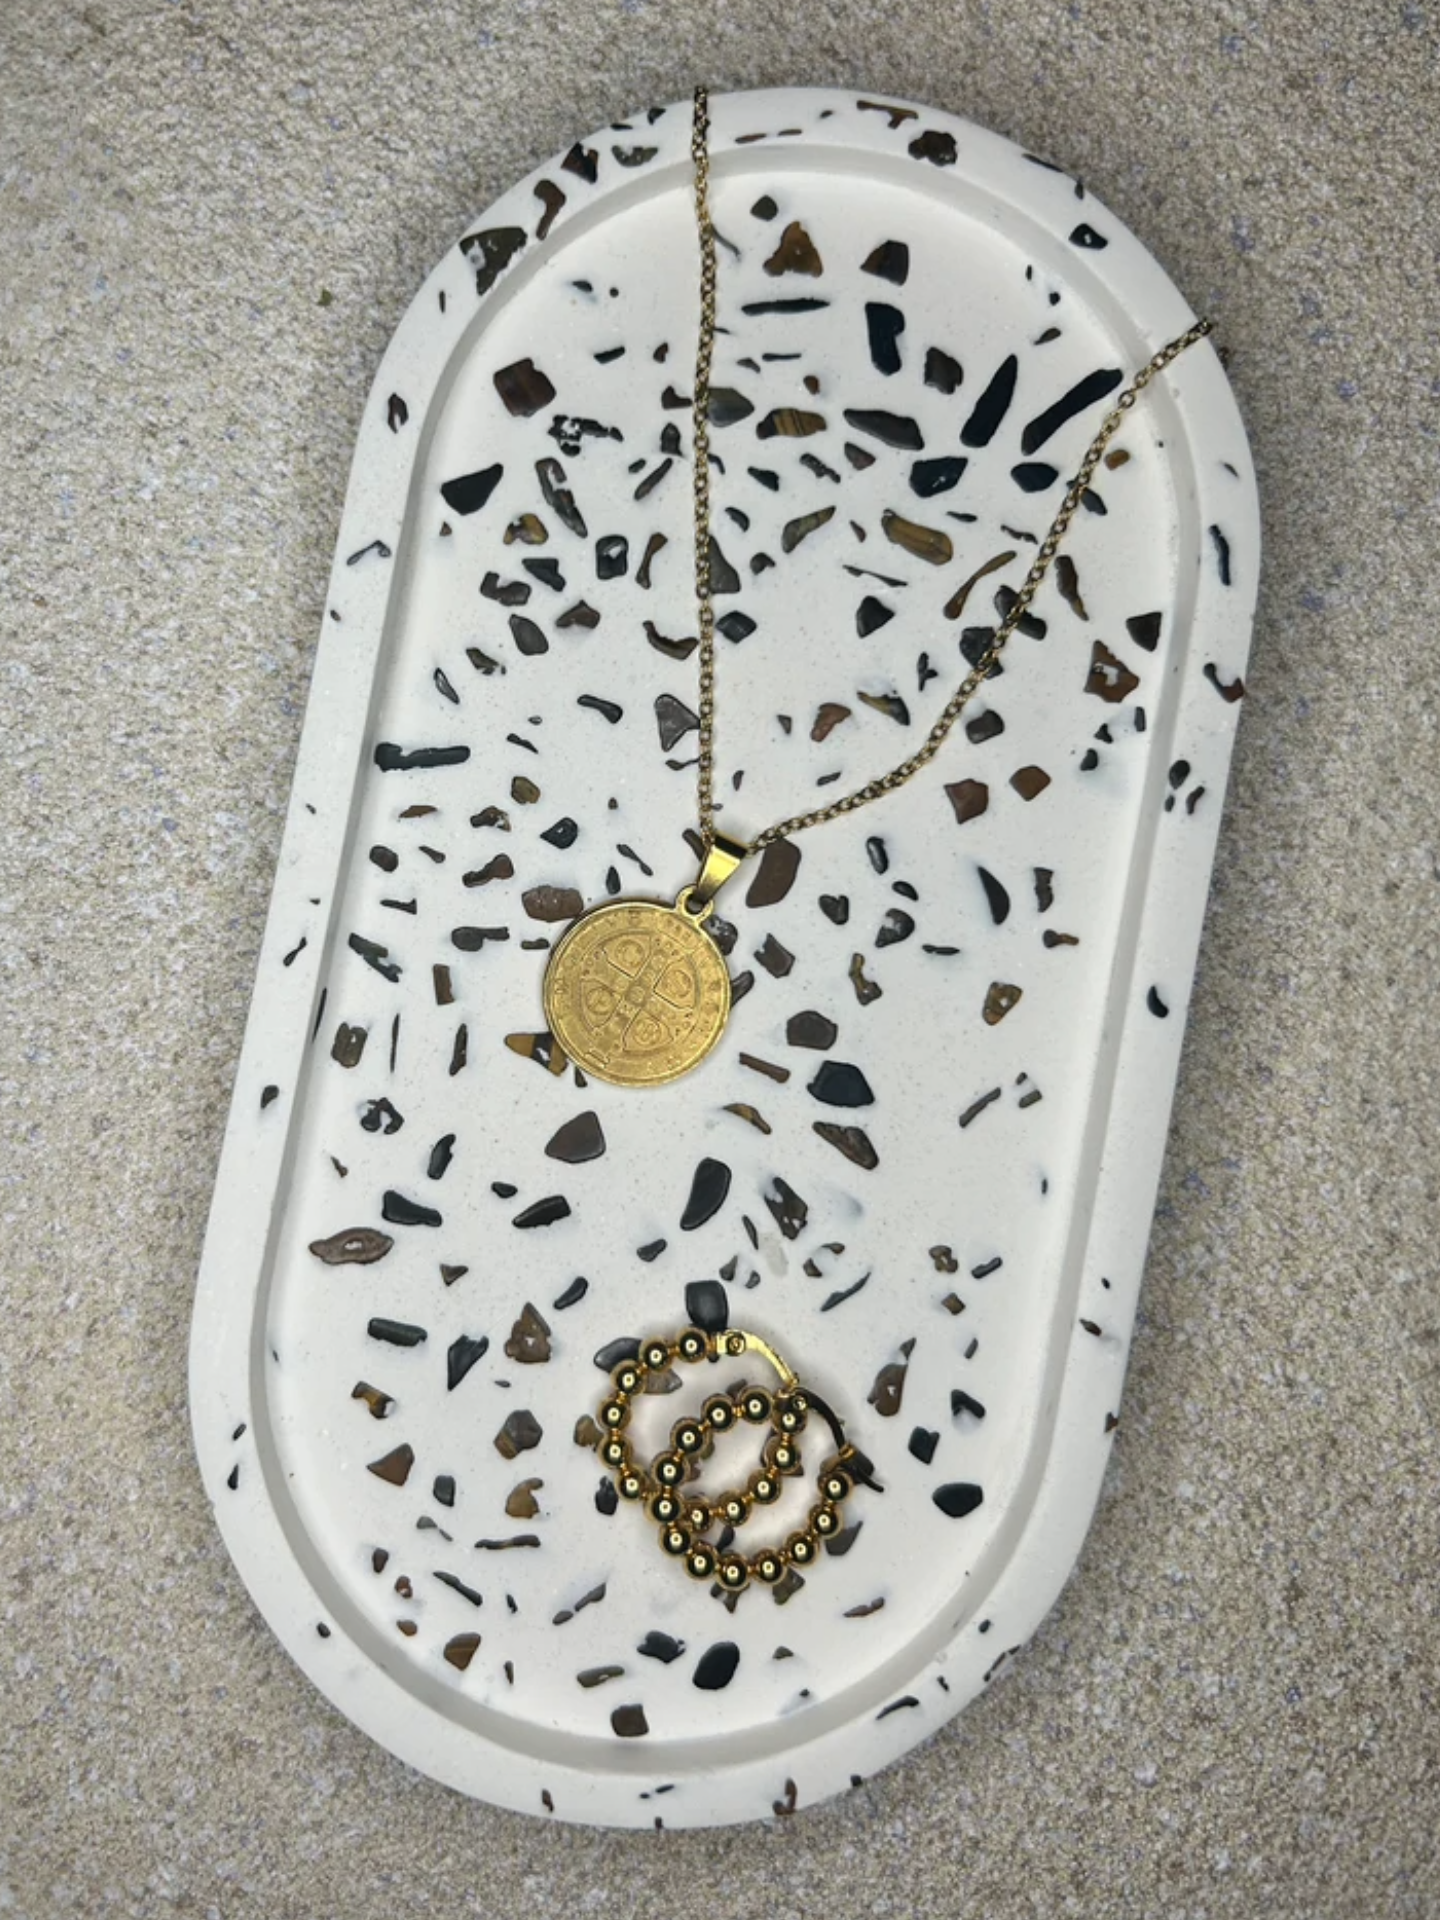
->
xmin=542 ymin=897 xmax=731 ymax=1087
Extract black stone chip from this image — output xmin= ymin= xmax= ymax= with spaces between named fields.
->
xmin=961 ymin=355 xmax=1019 ymax=448
xmin=509 ymin=613 xmax=548 ymax=656
xmin=684 ymin=1279 xmax=729 ymax=1332
xmin=693 ymin=1642 xmax=741 ymax=1691
xmin=522 ymin=556 xmax=565 ymax=591
xmin=977 ymin=866 xmax=1011 ymax=924
xmin=856 ymin=595 xmax=893 ymax=636
xmin=908 ymin=1427 xmax=939 ymax=1464
xmin=1021 ymin=366 xmax=1124 ymax=455
xmin=680 ymin=1157 xmax=732 ymax=1231
xmin=594 ymin=1336 xmax=641 ymax=1372
xmin=457 ymin=225 xmax=526 ymax=295
xmin=545 ymin=1111 xmax=606 ymax=1163
xmin=638 ymin=1630 xmax=686 ymax=1663
xmin=843 ymin=407 xmax=924 ymax=450
xmin=911 ymin=456 xmax=967 ymax=497
xmin=808 ymin=1060 xmax=875 ymax=1107
xmin=512 ymin=1195 xmax=572 ymax=1228
xmin=924 ymin=346 xmax=962 ymax=393
xmin=382 ymin=1190 xmax=443 ymax=1228
xmin=764 ymin=1177 xmax=809 ymax=1240
xmin=439 ymin=464 xmax=504 ymax=516
xmin=865 ymin=302 xmax=905 ymax=376
xmin=1011 ymin=462 xmax=1059 ymax=492
xmin=447 ymin=1333 xmax=489 ymax=1390
xmin=374 ymin=743 xmax=470 ymax=771
xmin=368 ymin=1318 xmax=427 ymax=1348
xmin=596 ymin=534 xmax=628 ymax=579
xmin=933 ymin=1482 xmax=985 ymax=1518
xmin=909 ymin=128 xmax=957 ymax=165
xmin=861 ymin=239 xmax=910 ymax=284
xmin=786 ymin=1010 xmax=838 ymax=1050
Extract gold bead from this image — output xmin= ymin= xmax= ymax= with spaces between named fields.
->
xmin=673 ymin=1419 xmax=705 ymax=1455
xmin=822 ymin=1471 xmax=850 ymax=1503
xmin=678 ymin=1328 xmax=707 ymax=1362
xmin=615 ymin=1363 xmax=641 ymax=1395
xmin=685 ymin=1501 xmax=710 ymax=1533
xmin=650 ymin=1492 xmax=680 ymax=1525
xmin=753 ymin=1551 xmax=783 ymax=1585
xmin=721 ymin=1491 xmax=750 ymax=1526
xmin=724 ymin=1332 xmax=746 ymax=1357
xmin=642 ymin=1340 xmax=670 ymax=1371
xmin=661 ymin=1526 xmax=691 ymax=1557
xmin=749 ymin=1472 xmax=780 ymax=1506
xmin=600 ymin=1436 xmax=627 ymax=1467
xmin=740 ymin=1389 xmax=771 ymax=1425
xmin=703 ymin=1394 xmax=735 ymax=1430
xmin=686 ymin=1543 xmax=716 ymax=1581
xmin=618 ymin=1472 xmax=645 ymax=1501
xmin=771 ymin=1440 xmax=800 ymax=1475
xmin=719 ymin=1556 xmax=750 ymax=1591
xmin=601 ymin=1399 xmax=628 ymax=1429
xmin=787 ymin=1532 xmax=816 ymax=1565
xmin=654 ymin=1452 xmax=684 ymax=1487
xmin=812 ymin=1503 xmax=840 ymax=1537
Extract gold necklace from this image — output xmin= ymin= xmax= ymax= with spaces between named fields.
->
xmin=542 ymin=85 xmax=1213 ymax=1089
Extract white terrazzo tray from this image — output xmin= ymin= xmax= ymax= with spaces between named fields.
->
xmin=189 ymin=86 xmax=1259 ymax=1828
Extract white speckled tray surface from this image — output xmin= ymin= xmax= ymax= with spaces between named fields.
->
xmin=190 ymin=86 xmax=1258 ymax=1827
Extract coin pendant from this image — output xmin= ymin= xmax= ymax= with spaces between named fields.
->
xmin=542 ymin=898 xmax=732 ymax=1088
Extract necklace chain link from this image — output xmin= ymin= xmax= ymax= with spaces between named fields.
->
xmin=689 ymin=83 xmax=1211 ymax=859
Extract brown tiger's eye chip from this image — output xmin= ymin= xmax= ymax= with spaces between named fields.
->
xmin=522 ymin=885 xmax=585 ymax=922
xmin=756 ymin=408 xmax=827 ymax=439
xmin=983 ymin=982 xmax=1023 ymax=1025
xmin=494 ymin=1411 xmax=543 ymax=1459
xmin=504 ymin=1303 xmax=553 ymax=1365
xmin=309 ymin=1227 xmax=394 ymax=1266
xmin=881 ymin=509 xmax=952 ymax=565
xmin=764 ymin=220 xmax=824 ymax=276
xmin=494 ymin=357 xmax=557 ymax=417
xmin=1085 ymin=641 xmax=1140 ymax=703
xmin=745 ymin=836 xmax=801 ymax=907
xmin=366 ymin=1443 xmax=415 ymax=1487
xmin=1010 ymin=766 xmax=1051 ymax=800
xmin=813 ymin=1122 xmax=879 ymax=1170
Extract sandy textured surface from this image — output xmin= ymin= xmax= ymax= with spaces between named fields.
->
xmin=2 ymin=1 xmax=1437 ymax=1914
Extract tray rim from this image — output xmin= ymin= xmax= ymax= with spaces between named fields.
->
xmin=189 ymin=82 xmax=1259 ymax=1827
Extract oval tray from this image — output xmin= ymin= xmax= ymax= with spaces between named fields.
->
xmin=190 ymin=86 xmax=1258 ymax=1827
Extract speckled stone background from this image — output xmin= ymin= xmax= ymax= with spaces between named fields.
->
xmin=2 ymin=0 xmax=1437 ymax=1912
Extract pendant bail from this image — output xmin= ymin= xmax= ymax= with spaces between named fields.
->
xmin=689 ymin=831 xmax=750 ymax=912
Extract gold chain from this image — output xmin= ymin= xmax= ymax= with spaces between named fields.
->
xmin=688 ymin=83 xmax=1212 ymax=858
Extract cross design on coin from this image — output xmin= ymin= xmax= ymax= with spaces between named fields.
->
xmin=543 ymin=897 xmax=732 ymax=1088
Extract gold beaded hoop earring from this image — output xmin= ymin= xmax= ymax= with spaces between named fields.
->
xmin=593 ymin=1325 xmax=881 ymax=1599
